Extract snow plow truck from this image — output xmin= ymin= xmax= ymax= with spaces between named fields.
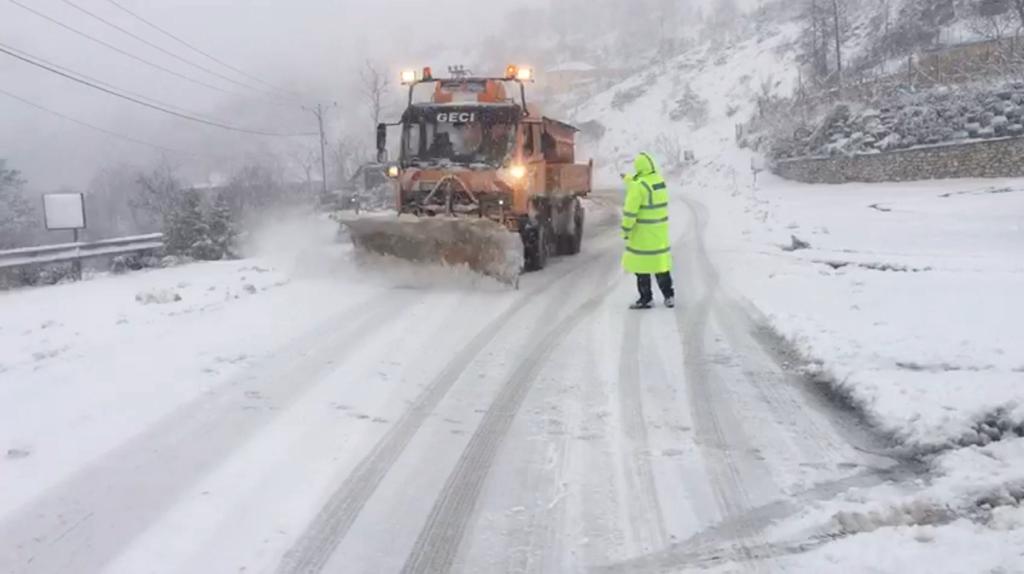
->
xmin=340 ymin=65 xmax=593 ymax=285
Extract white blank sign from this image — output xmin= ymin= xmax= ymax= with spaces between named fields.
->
xmin=43 ymin=193 xmax=87 ymax=230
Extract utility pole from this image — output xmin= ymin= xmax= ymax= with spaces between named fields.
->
xmin=304 ymin=103 xmax=335 ymax=196
xmin=315 ymin=105 xmax=327 ymax=196
xmin=831 ymin=0 xmax=843 ymax=91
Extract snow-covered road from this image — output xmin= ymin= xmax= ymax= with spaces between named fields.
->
xmin=0 ymin=193 xmax=904 ymax=574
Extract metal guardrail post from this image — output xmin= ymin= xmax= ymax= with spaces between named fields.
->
xmin=72 ymin=228 xmax=82 ymax=281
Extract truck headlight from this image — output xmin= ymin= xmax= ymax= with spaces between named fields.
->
xmin=509 ymin=164 xmax=527 ymax=179
xmin=388 ymin=166 xmax=400 ymax=178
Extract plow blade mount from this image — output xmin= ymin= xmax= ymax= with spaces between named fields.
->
xmin=340 ymin=215 xmax=525 ymax=286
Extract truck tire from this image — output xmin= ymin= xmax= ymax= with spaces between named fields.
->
xmin=522 ymin=220 xmax=549 ymax=271
xmin=553 ymin=198 xmax=578 ymax=256
xmin=557 ymin=198 xmax=584 ymax=256
xmin=569 ymin=200 xmax=585 ymax=255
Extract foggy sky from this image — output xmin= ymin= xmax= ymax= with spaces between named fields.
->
xmin=0 ymin=0 xmax=545 ymax=190
xmin=0 ymin=0 xmax=749 ymax=191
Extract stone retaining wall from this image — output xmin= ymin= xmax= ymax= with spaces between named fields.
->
xmin=773 ymin=136 xmax=1024 ymax=184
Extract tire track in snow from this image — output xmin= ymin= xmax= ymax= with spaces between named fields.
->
xmin=681 ymin=196 xmax=895 ymax=470
xmin=399 ymin=264 xmax=621 ymax=574
xmin=672 ymin=199 xmax=765 ymax=567
xmin=491 ymin=260 xmax=626 ymax=572
xmin=615 ymin=312 xmax=669 ymax=552
xmin=593 ymin=195 xmax=908 ymax=574
xmin=275 ymin=246 xmax=618 ymax=574
xmin=493 ymin=256 xmax=626 ymax=573
xmin=574 ymin=309 xmax=632 ymax=568
xmin=274 ymin=303 xmax=524 ymax=574
xmin=493 ymin=335 xmax=584 ymax=574
xmin=680 ymin=197 xmax=852 ymax=467
xmin=714 ymin=299 xmax=850 ymax=464
xmin=489 ymin=248 xmax=626 ymax=574
xmin=0 ymin=292 xmax=415 ymax=574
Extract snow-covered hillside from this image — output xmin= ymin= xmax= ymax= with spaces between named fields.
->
xmin=573 ymin=22 xmax=802 ymax=183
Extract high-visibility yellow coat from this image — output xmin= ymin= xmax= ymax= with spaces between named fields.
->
xmin=621 ymin=152 xmax=672 ymax=275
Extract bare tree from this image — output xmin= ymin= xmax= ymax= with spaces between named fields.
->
xmin=878 ymin=0 xmax=893 ymax=56
xmin=757 ymin=75 xmax=777 ymax=116
xmin=225 ymin=158 xmax=291 ymax=215
xmin=288 ymin=145 xmax=320 ymax=194
xmin=132 ymin=160 xmax=183 ymax=232
xmin=361 ymin=60 xmax=390 ymax=129
xmin=329 ymin=135 xmax=366 ymax=190
xmin=969 ymin=0 xmax=1019 ymax=41
xmin=802 ymin=0 xmax=831 ymax=79
xmin=653 ymin=134 xmax=683 ymax=173
xmin=88 ymin=163 xmax=144 ymax=236
xmin=0 ymin=159 xmax=32 ymax=248
xmin=801 ymin=0 xmax=847 ymax=88
xmin=656 ymin=0 xmax=680 ymax=54
xmin=706 ymin=0 xmax=740 ymax=46
xmin=830 ymin=0 xmax=845 ymax=89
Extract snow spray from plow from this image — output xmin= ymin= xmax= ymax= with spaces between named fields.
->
xmin=340 ymin=215 xmax=525 ymax=286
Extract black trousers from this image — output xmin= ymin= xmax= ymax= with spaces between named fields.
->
xmin=636 ymin=272 xmax=675 ymax=302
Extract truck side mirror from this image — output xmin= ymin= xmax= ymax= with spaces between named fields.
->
xmin=376 ymin=123 xmax=387 ymax=163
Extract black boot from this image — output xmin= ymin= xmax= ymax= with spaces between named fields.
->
xmin=656 ymin=273 xmax=675 ymax=307
xmin=634 ymin=274 xmax=654 ymax=310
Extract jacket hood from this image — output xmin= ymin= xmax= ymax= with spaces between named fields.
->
xmin=633 ymin=152 xmax=658 ymax=176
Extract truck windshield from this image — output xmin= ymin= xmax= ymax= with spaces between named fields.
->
xmin=403 ymin=119 xmax=514 ymax=167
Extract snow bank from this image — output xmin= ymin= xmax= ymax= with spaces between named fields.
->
xmin=756 ymin=515 xmax=1024 ymax=574
xmin=704 ymin=176 xmax=1024 ymax=450
xmin=724 ymin=437 xmax=1024 ymax=573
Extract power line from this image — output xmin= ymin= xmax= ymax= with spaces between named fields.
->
xmin=0 ymin=86 xmax=207 ymax=158
xmin=102 ymin=0 xmax=317 ymax=102
xmin=0 ymin=43 xmax=318 ymax=137
xmin=6 ymin=0 xmax=287 ymax=108
xmin=0 ymin=41 xmax=310 ymax=136
xmin=0 ymin=41 xmax=211 ymax=119
xmin=58 ymin=0 xmax=296 ymax=106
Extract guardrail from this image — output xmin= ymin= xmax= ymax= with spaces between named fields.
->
xmin=0 ymin=233 xmax=164 ymax=271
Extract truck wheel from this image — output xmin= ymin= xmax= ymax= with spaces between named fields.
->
xmin=554 ymin=198 xmax=581 ymax=256
xmin=569 ymin=201 xmax=585 ymax=255
xmin=522 ymin=221 xmax=549 ymax=271
xmin=557 ymin=198 xmax=584 ymax=256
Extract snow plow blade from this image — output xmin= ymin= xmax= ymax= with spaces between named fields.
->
xmin=339 ymin=215 xmax=525 ymax=286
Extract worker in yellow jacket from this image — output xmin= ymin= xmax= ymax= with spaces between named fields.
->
xmin=621 ymin=152 xmax=674 ymax=310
